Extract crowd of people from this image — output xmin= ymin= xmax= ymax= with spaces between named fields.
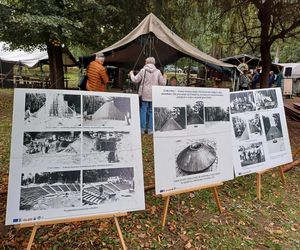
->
xmin=238 ymin=67 xmax=282 ymax=91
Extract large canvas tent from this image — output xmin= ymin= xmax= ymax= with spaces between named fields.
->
xmin=0 ymin=42 xmax=77 ymax=87
xmin=0 ymin=42 xmax=77 ymax=68
xmin=94 ymin=13 xmax=235 ymax=71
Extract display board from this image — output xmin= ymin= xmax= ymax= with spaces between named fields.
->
xmin=153 ymin=86 xmax=234 ymax=195
xmin=283 ymin=79 xmax=292 ymax=95
xmin=6 ymin=89 xmax=145 ymax=225
xmin=230 ymin=88 xmax=292 ymax=176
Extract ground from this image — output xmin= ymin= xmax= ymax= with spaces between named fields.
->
xmin=0 ymin=89 xmax=300 ymax=249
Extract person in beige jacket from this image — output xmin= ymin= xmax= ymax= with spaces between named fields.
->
xmin=130 ymin=57 xmax=166 ymax=134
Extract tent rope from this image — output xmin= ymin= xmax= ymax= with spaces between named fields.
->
xmin=132 ymin=34 xmax=151 ymax=71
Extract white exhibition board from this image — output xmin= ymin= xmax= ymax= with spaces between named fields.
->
xmin=230 ymin=88 xmax=292 ymax=176
xmin=153 ymin=86 xmax=234 ymax=195
xmin=6 ymin=88 xmax=145 ymax=225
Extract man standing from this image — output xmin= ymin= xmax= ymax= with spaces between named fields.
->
xmin=87 ymin=52 xmax=109 ymax=92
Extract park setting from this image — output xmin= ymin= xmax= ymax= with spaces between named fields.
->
xmin=1 ymin=1 xmax=300 ymax=249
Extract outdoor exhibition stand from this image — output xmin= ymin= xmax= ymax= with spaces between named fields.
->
xmin=160 ymin=182 xmax=223 ymax=228
xmin=256 ymin=146 xmax=300 ymax=200
xmin=17 ymin=212 xmax=128 ymax=250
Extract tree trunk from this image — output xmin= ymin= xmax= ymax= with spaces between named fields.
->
xmin=47 ymin=41 xmax=64 ymax=89
xmin=257 ymin=1 xmax=271 ymax=89
xmin=260 ymin=42 xmax=271 ymax=88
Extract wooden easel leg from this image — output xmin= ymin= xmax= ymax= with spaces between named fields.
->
xmin=212 ymin=187 xmax=223 ymax=214
xmin=113 ymin=216 xmax=127 ymax=250
xmin=27 ymin=225 xmax=39 ymax=250
xmin=256 ymin=173 xmax=262 ymax=200
xmin=161 ymin=196 xmax=170 ymax=228
xmin=278 ymin=166 xmax=286 ymax=185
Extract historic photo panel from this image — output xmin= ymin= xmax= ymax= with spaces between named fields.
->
xmin=230 ymin=88 xmax=292 ymax=176
xmin=152 ymin=86 xmax=234 ymax=195
xmin=6 ymin=89 xmax=144 ymax=225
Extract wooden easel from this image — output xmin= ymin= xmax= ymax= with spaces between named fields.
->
xmin=16 ymin=212 xmax=128 ymax=250
xmin=256 ymin=146 xmax=300 ymax=200
xmin=160 ymin=182 xmax=223 ymax=228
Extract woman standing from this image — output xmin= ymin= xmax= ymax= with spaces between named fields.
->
xmin=130 ymin=57 xmax=166 ymax=134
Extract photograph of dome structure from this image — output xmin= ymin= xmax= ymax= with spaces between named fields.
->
xmin=175 ymin=138 xmax=217 ymax=177
xmin=83 ymin=96 xmax=131 ymax=127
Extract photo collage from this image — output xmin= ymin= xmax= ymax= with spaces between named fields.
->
xmin=230 ymin=88 xmax=289 ymax=175
xmin=154 ymin=100 xmax=230 ymax=135
xmin=7 ymin=89 xmax=144 ymax=225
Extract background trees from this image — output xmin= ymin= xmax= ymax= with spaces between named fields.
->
xmin=1 ymin=0 xmax=300 ymax=89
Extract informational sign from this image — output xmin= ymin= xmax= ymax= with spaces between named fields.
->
xmin=6 ymin=89 xmax=145 ymax=225
xmin=153 ymin=86 xmax=234 ymax=195
xmin=230 ymin=88 xmax=292 ymax=176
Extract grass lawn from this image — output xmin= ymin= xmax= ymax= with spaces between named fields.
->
xmin=0 ymin=88 xmax=299 ymax=249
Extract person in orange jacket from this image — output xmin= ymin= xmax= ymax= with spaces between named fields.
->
xmin=86 ymin=52 xmax=109 ymax=92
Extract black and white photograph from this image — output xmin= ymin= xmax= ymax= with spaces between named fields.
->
xmin=82 ymin=131 xmax=133 ymax=165
xmin=20 ymin=171 xmax=81 ymax=210
xmin=232 ymin=116 xmax=249 ymax=141
xmin=255 ymin=89 xmax=278 ymax=110
xmin=22 ymin=131 xmax=81 ymax=167
xmin=238 ymin=142 xmax=265 ymax=167
xmin=46 ymin=94 xmax=81 ymax=127
xmin=24 ymin=93 xmax=47 ymax=127
xmin=262 ymin=113 xmax=285 ymax=153
xmin=82 ymin=168 xmax=134 ymax=205
xmin=175 ymin=138 xmax=217 ymax=177
xmin=186 ymin=101 xmax=204 ymax=126
xmin=154 ymin=107 xmax=186 ymax=132
xmin=230 ymin=92 xmax=256 ymax=114
xmin=205 ymin=107 xmax=230 ymax=122
xmin=83 ymin=96 xmax=131 ymax=127
xmin=248 ymin=113 xmax=263 ymax=139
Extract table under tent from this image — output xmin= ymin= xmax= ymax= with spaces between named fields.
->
xmin=81 ymin=13 xmax=236 ymax=90
xmin=0 ymin=42 xmax=77 ymax=88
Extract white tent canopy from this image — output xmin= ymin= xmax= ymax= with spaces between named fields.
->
xmin=98 ymin=13 xmax=235 ymax=70
xmin=0 ymin=42 xmax=77 ymax=68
